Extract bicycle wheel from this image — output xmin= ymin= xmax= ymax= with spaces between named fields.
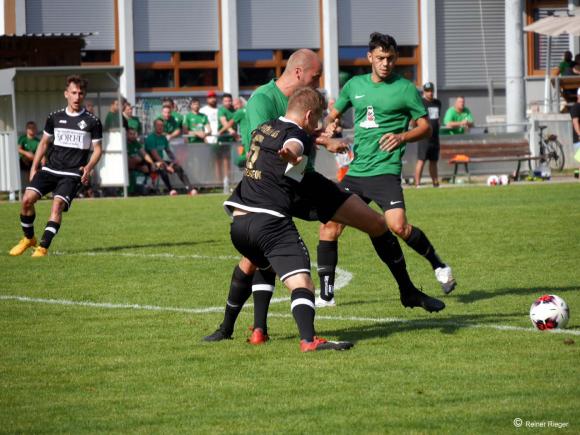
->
xmin=545 ymin=140 xmax=565 ymax=171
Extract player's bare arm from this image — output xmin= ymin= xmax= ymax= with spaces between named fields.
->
xmin=29 ymin=134 xmax=51 ymax=181
xmin=379 ymin=117 xmax=432 ymax=152
xmin=80 ymin=141 xmax=102 ymax=185
xmin=278 ymin=140 xmax=303 ymax=165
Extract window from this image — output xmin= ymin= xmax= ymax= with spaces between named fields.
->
xmin=338 ymin=46 xmax=420 ymax=88
xmin=81 ymin=51 xmax=114 ymax=64
xmin=526 ymin=0 xmax=570 ymax=76
xmin=238 ymin=49 xmax=321 ymax=89
xmin=135 ymin=51 xmax=219 ymax=91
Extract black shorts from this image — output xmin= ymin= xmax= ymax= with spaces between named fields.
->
xmin=291 ymin=171 xmax=352 ymax=223
xmin=417 ymin=139 xmax=440 ymax=162
xmin=340 ymin=174 xmax=405 ymax=211
xmin=230 ymin=213 xmax=311 ymax=281
xmin=26 ymin=169 xmax=82 ymax=211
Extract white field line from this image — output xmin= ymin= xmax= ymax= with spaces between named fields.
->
xmin=1 ymin=294 xmax=580 ymax=336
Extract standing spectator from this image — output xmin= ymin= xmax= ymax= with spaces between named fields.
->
xmin=182 ymin=98 xmax=211 ymax=143
xmin=233 ymin=97 xmax=249 ymax=166
xmin=200 ymin=90 xmax=219 ymax=142
xmin=157 ymin=104 xmax=182 ymax=142
xmin=145 ymin=118 xmax=198 ymax=196
xmin=570 ymin=88 xmax=580 ymax=147
xmin=163 ymin=97 xmax=184 ymax=126
xmin=85 ymin=99 xmax=95 ymax=114
xmin=559 ymin=51 xmax=574 ymax=75
xmin=123 ymin=102 xmax=142 ymax=136
xmin=217 ymin=93 xmax=239 ymax=142
xmin=414 ymin=82 xmax=442 ymax=187
xmin=104 ymin=98 xmax=128 ymax=131
xmin=18 ymin=121 xmax=40 ymax=172
xmin=443 ymin=96 xmax=474 ymax=135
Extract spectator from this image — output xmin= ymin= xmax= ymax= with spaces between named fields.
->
xmin=85 ymin=99 xmax=95 ymax=114
xmin=414 ymin=82 xmax=442 ymax=187
xmin=200 ymin=90 xmax=219 ymax=142
xmin=443 ymin=96 xmax=474 ymax=135
xmin=157 ymin=104 xmax=181 ymax=142
xmin=123 ymin=102 xmax=142 ymax=136
xmin=163 ymin=97 xmax=184 ymax=126
xmin=17 ymin=121 xmax=40 ymax=172
xmin=182 ymin=98 xmax=211 ymax=143
xmin=127 ymin=127 xmax=155 ymax=174
xmin=572 ymin=54 xmax=580 ymax=75
xmin=571 ymin=89 xmax=580 ymax=174
xmin=145 ymin=118 xmax=198 ymax=196
xmin=233 ymin=97 xmax=249 ymax=166
xmin=217 ymin=93 xmax=239 ymax=142
xmin=104 ymin=98 xmax=128 ymax=131
xmin=559 ymin=51 xmax=574 ymax=75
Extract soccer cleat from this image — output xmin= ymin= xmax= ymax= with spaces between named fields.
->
xmin=247 ymin=327 xmax=269 ymax=345
xmin=189 ymin=188 xmax=199 ymax=196
xmin=202 ymin=327 xmax=232 ymax=342
xmin=9 ymin=237 xmax=37 ymax=256
xmin=169 ymin=189 xmax=178 ymax=196
xmin=315 ymin=296 xmax=336 ymax=308
xmin=400 ymin=287 xmax=445 ymax=313
xmin=435 ymin=266 xmax=457 ymax=294
xmin=31 ymin=246 xmax=48 ymax=257
xmin=300 ymin=336 xmax=354 ymax=352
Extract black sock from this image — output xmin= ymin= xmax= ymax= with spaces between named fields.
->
xmin=20 ymin=214 xmax=35 ymax=239
xmin=405 ymin=226 xmax=445 ymax=270
xmin=291 ymin=288 xmax=316 ymax=342
xmin=370 ymin=231 xmax=415 ymax=293
xmin=317 ymin=240 xmax=337 ymax=301
xmin=40 ymin=221 xmax=60 ymax=249
xmin=252 ymin=267 xmax=276 ymax=334
xmin=158 ymin=169 xmax=173 ymax=191
xmin=221 ymin=265 xmax=253 ymax=334
xmin=174 ymin=165 xmax=191 ymax=191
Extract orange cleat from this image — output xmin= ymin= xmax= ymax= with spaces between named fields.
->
xmin=300 ymin=336 xmax=353 ymax=352
xmin=247 ymin=327 xmax=269 ymax=345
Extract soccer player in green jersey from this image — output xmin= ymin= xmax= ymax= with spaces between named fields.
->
xmin=317 ymin=33 xmax=456 ymax=309
xmin=182 ymin=98 xmax=211 ymax=144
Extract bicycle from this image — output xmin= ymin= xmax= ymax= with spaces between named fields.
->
xmin=536 ymin=125 xmax=565 ymax=171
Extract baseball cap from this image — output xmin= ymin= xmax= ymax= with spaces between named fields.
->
xmin=423 ymin=82 xmax=435 ymax=91
xmin=207 ymin=90 xmax=217 ymax=98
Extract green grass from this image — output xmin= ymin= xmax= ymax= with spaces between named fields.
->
xmin=1 ymin=183 xmax=579 ymax=434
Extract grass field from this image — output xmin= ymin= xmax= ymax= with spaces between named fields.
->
xmin=1 ymin=183 xmax=579 ymax=433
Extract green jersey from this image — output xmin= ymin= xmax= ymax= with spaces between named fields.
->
xmin=145 ymin=133 xmax=170 ymax=160
xmin=442 ymin=107 xmax=474 ymax=135
xmin=126 ymin=116 xmax=142 ymax=135
xmin=127 ymin=139 xmax=143 ymax=157
xmin=172 ymin=111 xmax=184 ymax=125
xmin=217 ymin=106 xmax=236 ymax=142
xmin=183 ymin=112 xmax=210 ymax=143
xmin=18 ymin=135 xmax=40 ymax=157
xmin=156 ymin=115 xmax=181 ymax=135
xmin=245 ymin=79 xmax=288 ymax=148
xmin=334 ymin=73 xmax=427 ymax=177
xmin=233 ymin=108 xmax=248 ymax=146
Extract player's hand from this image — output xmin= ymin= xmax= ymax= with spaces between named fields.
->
xmin=155 ymin=161 xmax=165 ymax=170
xmin=166 ymin=163 xmax=175 ymax=174
xmin=323 ymin=119 xmax=339 ymax=137
xmin=278 ymin=147 xmax=303 ymax=165
xmin=316 ymin=136 xmax=349 ymax=153
xmin=379 ymin=133 xmax=404 ymax=152
xmin=80 ymin=166 xmax=90 ymax=185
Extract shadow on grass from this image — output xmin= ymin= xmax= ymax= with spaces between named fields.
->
xmin=455 ymin=285 xmax=579 ymax=304
xmin=66 ymin=240 xmax=218 ymax=253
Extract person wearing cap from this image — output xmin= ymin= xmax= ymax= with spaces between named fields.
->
xmin=443 ymin=96 xmax=474 ymax=135
xmin=414 ymin=82 xmax=442 ymax=187
xmin=200 ymin=90 xmax=219 ymax=140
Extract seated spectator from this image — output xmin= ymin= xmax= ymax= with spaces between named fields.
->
xmin=17 ymin=121 xmax=40 ymax=172
xmin=559 ymin=51 xmax=574 ymax=75
xmin=123 ymin=102 xmax=142 ymax=136
xmin=182 ymin=98 xmax=211 ymax=143
xmin=157 ymin=104 xmax=182 ymax=142
xmin=145 ymin=119 xmax=198 ymax=196
xmin=127 ymin=127 xmax=155 ymax=174
xmin=443 ymin=96 xmax=474 ymax=135
xmin=104 ymin=98 xmax=128 ymax=131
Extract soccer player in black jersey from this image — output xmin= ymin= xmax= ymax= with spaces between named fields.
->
xmin=221 ymin=88 xmax=353 ymax=352
xmin=9 ymin=75 xmax=103 ymax=257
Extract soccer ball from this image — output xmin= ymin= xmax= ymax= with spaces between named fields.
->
xmin=486 ymin=175 xmax=499 ymax=186
xmin=529 ymin=294 xmax=570 ymax=330
xmin=498 ymin=174 xmax=510 ymax=186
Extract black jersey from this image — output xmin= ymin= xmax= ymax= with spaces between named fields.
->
xmin=422 ymin=97 xmax=442 ymax=139
xmin=225 ymin=117 xmax=312 ymax=217
xmin=43 ymin=108 xmax=103 ymax=177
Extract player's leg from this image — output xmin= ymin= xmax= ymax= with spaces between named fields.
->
xmin=415 ymin=159 xmax=425 ymax=187
xmin=386 ymin=207 xmax=456 ymax=295
xmin=316 ymin=221 xmax=344 ymax=306
xmin=249 ymin=266 xmax=276 ymax=344
xmin=9 ymin=189 xmax=41 ymax=255
xmin=429 ymin=160 xmax=439 ymax=187
xmin=31 ymin=196 xmax=66 ymax=257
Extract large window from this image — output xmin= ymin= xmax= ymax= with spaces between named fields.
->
xmin=135 ymin=51 xmax=220 ymax=91
xmin=238 ymin=49 xmax=321 ymax=90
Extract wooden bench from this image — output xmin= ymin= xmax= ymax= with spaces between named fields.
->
xmin=440 ymin=134 xmax=539 ymax=183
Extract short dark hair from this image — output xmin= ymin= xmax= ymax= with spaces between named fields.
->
xmin=368 ymin=32 xmax=398 ymax=53
xmin=190 ymin=98 xmax=200 ymax=105
xmin=66 ymin=75 xmax=88 ymax=91
xmin=25 ymin=121 xmax=37 ymax=128
xmin=222 ymin=93 xmax=233 ymax=100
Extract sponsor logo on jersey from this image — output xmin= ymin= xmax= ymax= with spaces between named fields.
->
xmin=78 ymin=120 xmax=87 ymax=130
xmin=59 ymin=120 xmax=68 ymax=124
xmin=360 ymin=105 xmax=379 ymax=129
xmin=354 ymin=95 xmax=365 ymax=99
xmin=54 ymin=128 xmax=91 ymax=149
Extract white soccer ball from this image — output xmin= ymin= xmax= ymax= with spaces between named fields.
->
xmin=530 ymin=294 xmax=570 ymax=330
xmin=486 ymin=175 xmax=499 ymax=186
xmin=499 ymin=174 xmax=510 ymax=185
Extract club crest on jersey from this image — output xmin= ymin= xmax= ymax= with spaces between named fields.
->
xmin=77 ymin=120 xmax=87 ymax=130
xmin=360 ymin=105 xmax=379 ymax=129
